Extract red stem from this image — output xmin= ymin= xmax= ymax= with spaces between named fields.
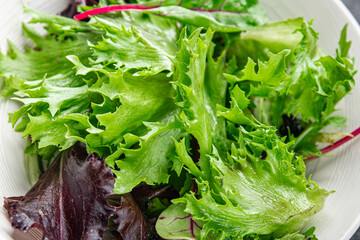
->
xmin=304 ymin=126 xmax=360 ymax=162
xmin=73 ymin=3 xmax=246 ymax=21
xmin=74 ymin=4 xmax=160 ymax=21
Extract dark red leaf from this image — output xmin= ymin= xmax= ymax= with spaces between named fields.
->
xmin=4 ymin=142 xmax=115 ymax=240
xmin=131 ymin=183 xmax=179 ymax=204
xmin=108 ymin=193 xmax=149 ymax=240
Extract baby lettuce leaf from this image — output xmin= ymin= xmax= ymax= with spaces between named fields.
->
xmin=137 ymin=0 xmax=258 ymax=10
xmin=172 ymin=28 xmax=215 ymax=154
xmin=156 ymin=203 xmax=218 ymax=240
xmin=173 ymin=124 xmax=329 ymax=239
xmin=229 ymin=18 xmax=304 ymax=64
xmin=79 ymin=0 xmax=267 ymax=32
xmin=143 ymin=5 xmax=267 ymax=33
xmin=87 ymin=11 xmax=178 ymax=76
xmin=171 ymin=28 xmax=230 ymax=192
xmin=149 ymin=0 xmax=268 ymax=31
xmin=4 ymin=142 xmax=115 ymax=240
xmin=109 ymin=194 xmax=149 ymax=240
xmin=112 ymin=118 xmax=183 ymax=194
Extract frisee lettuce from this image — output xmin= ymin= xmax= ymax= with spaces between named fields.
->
xmin=1 ymin=0 xmax=356 ymax=239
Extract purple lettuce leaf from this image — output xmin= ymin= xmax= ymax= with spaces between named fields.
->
xmin=109 ymin=193 xmax=149 ymax=240
xmin=4 ymin=142 xmax=115 ymax=240
xmin=108 ymin=183 xmax=181 ymax=240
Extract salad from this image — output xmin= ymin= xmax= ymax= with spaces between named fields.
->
xmin=1 ymin=0 xmax=358 ymax=239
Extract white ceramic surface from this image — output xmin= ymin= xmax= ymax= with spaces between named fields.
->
xmin=1 ymin=0 xmax=360 ymax=239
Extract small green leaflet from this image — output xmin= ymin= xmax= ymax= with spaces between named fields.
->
xmin=156 ymin=203 xmax=219 ymax=240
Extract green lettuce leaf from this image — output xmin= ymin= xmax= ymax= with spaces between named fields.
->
xmin=174 ymin=123 xmax=329 ymax=239
xmin=171 ymin=27 xmax=230 ymax=193
xmin=144 ymin=6 xmax=266 ymax=33
xmin=112 ymin=118 xmax=184 ymax=194
xmin=87 ymin=11 xmax=178 ymax=75
xmin=116 ymin=0 xmax=269 ymax=33
xmin=172 ymin=28 xmax=225 ymax=153
xmin=229 ymin=18 xmax=304 ymax=64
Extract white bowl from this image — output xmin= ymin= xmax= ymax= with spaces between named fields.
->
xmin=1 ymin=0 xmax=360 ymax=239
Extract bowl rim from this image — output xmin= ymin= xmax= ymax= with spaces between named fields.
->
xmin=327 ymin=0 xmax=360 ymax=239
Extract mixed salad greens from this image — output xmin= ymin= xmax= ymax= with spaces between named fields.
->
xmin=1 ymin=0 xmax=357 ymax=239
